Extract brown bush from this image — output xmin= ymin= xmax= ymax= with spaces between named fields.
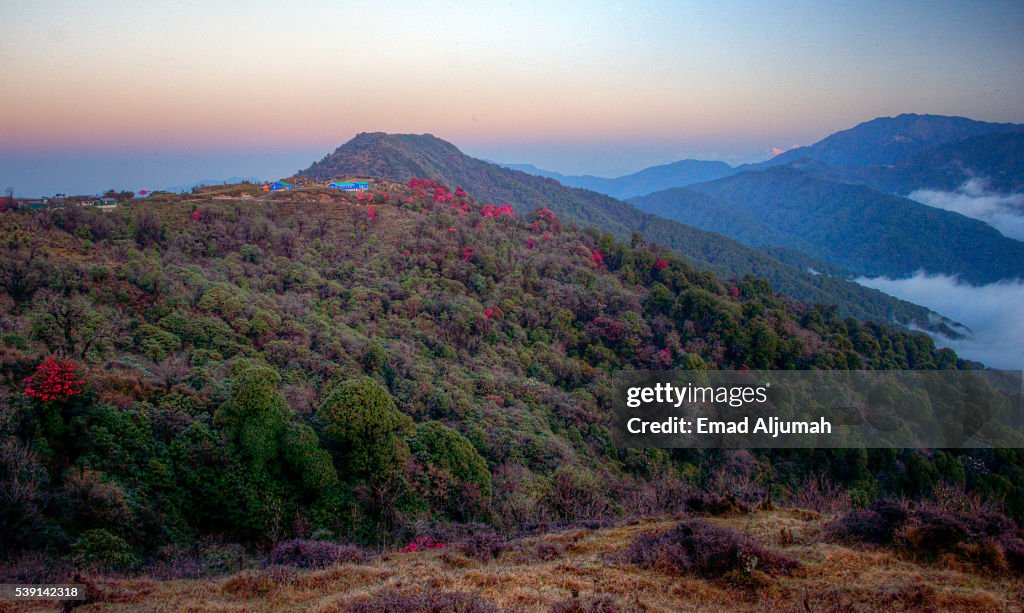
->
xmin=618 ymin=518 xmax=798 ymax=585
xmin=828 ymin=498 xmax=1024 ymax=572
xmin=345 ymin=588 xmax=501 ymax=612
xmin=683 ymin=492 xmax=748 ymax=517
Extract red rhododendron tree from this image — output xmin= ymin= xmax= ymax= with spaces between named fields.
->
xmin=480 ymin=204 xmax=514 ymax=219
xmin=24 ymin=357 xmax=84 ymax=402
xmin=366 ymin=204 xmax=377 ymax=221
xmin=591 ymin=249 xmax=605 ymax=268
xmin=654 ymin=258 xmax=669 ymax=271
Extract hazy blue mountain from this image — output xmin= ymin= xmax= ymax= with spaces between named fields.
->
xmin=634 ymin=165 xmax=1024 ymax=284
xmin=501 ymin=163 xmax=569 ymax=182
xmin=501 ymin=159 xmax=736 ymax=198
xmin=299 ymin=132 xmax=946 ymax=329
xmin=750 ymin=113 xmax=1024 ymax=170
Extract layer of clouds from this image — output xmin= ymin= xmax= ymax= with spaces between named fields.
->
xmin=856 ymin=272 xmax=1024 ymax=370
xmin=908 ymin=179 xmax=1024 ymax=241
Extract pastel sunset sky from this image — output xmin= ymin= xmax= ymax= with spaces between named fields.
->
xmin=2 ymin=0 xmax=1022 ymax=194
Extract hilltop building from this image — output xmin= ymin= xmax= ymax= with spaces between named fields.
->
xmin=328 ymin=181 xmax=369 ymax=191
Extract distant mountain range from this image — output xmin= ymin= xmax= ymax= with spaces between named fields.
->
xmin=507 ymin=114 xmax=1024 ymax=199
xmin=299 ymin=132 xmax=949 ymax=330
xmin=501 ymin=159 xmax=735 ymax=199
xmin=499 ymin=114 xmax=1024 ymax=286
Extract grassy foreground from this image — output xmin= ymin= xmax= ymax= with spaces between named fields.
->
xmin=5 ymin=509 xmax=1022 ymax=612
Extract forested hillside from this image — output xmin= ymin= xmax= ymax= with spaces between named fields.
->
xmin=299 ymin=133 xmax=945 ymax=329
xmin=6 ymin=180 xmax=1018 ymax=580
xmin=636 ymin=165 xmax=1024 ymax=283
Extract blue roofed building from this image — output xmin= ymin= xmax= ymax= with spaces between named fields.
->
xmin=328 ymin=181 xmax=369 ymax=191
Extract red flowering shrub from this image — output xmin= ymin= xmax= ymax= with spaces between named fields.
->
xmin=408 ymin=177 xmax=439 ymax=190
xmin=191 ymin=209 xmax=203 ymax=223
xmin=454 ymin=186 xmax=467 ymax=197
xmin=482 ymin=306 xmax=503 ymax=320
xmin=480 ymin=204 xmax=514 ymax=219
xmin=728 ymin=286 xmax=741 ymax=298
xmin=591 ymin=249 xmax=604 ymax=268
xmin=401 ymin=536 xmax=445 ymax=553
xmin=24 ymin=357 xmax=84 ymax=401
xmin=366 ymin=204 xmax=377 ymax=221
xmin=525 ymin=238 xmax=536 ymax=249
xmin=461 ymin=247 xmax=475 ymax=261
xmin=654 ymin=258 xmax=669 ymax=271
xmin=532 ymin=208 xmax=562 ymax=233
xmin=433 ymin=185 xmax=453 ymax=203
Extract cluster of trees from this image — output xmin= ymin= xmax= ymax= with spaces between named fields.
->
xmin=0 ymin=181 xmax=1020 ymax=571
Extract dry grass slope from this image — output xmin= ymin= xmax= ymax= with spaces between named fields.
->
xmin=6 ymin=511 xmax=1022 ymax=612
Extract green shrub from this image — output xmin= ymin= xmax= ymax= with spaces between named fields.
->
xmin=410 ymin=421 xmax=492 ymax=499
xmin=318 ymin=377 xmax=413 ymax=482
xmin=72 ymin=529 xmax=140 ymax=571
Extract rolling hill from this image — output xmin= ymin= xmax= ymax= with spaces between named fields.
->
xmin=299 ymin=132 xmax=946 ymax=328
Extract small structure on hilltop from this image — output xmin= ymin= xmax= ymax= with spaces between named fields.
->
xmin=328 ymin=181 xmax=369 ymax=191
xmin=270 ymin=181 xmax=293 ymax=191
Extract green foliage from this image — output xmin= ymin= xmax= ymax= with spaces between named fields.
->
xmin=198 ymin=283 xmax=246 ymax=320
xmin=409 ymin=421 xmax=492 ymax=513
xmin=72 ymin=529 xmax=140 ymax=571
xmin=215 ymin=366 xmax=290 ymax=475
xmin=282 ymin=423 xmax=338 ymax=494
xmin=135 ymin=324 xmax=182 ymax=362
xmin=318 ymin=377 xmax=413 ymax=482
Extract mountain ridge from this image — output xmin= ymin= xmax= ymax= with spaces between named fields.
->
xmin=748 ymin=113 xmax=1024 ymax=170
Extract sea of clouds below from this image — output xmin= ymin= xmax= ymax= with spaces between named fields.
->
xmin=856 ymin=272 xmax=1024 ymax=371
xmin=908 ymin=179 xmax=1024 ymax=241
